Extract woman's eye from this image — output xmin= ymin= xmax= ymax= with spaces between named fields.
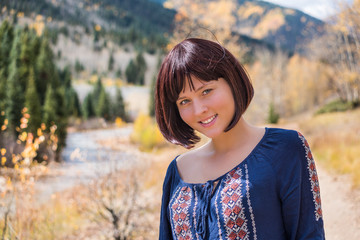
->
xmin=179 ymin=99 xmax=189 ymax=105
xmin=202 ymin=89 xmax=212 ymax=95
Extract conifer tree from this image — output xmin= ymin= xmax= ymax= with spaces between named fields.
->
xmin=93 ymin=76 xmax=104 ymax=103
xmin=135 ymin=52 xmax=147 ymax=85
xmin=24 ymin=67 xmax=41 ymax=134
xmin=108 ymin=51 xmax=115 ymax=71
xmin=125 ymin=59 xmax=137 ymax=84
xmin=65 ymin=87 xmax=82 ymax=118
xmin=53 ymin=86 xmax=68 ymax=158
xmin=96 ymin=88 xmax=111 ymax=120
xmin=0 ymin=21 xmax=14 ymax=75
xmin=42 ymin=84 xmax=57 ymax=128
xmin=0 ymin=69 xmax=7 ymax=126
xmin=112 ymin=87 xmax=126 ymax=121
xmin=60 ymin=66 xmax=81 ymax=117
xmin=0 ymin=21 xmax=14 ymax=125
xmin=6 ymin=28 xmax=24 ymax=134
xmin=36 ymin=37 xmax=56 ymax=104
xmin=82 ymin=93 xmax=95 ymax=120
xmin=19 ymin=29 xmax=34 ymax=91
xmin=125 ymin=52 xmax=147 ymax=85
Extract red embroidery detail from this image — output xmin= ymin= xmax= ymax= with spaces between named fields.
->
xmin=171 ymin=186 xmax=193 ymax=239
xmin=222 ymin=168 xmax=248 ymax=240
xmin=298 ymin=132 xmax=323 ymax=221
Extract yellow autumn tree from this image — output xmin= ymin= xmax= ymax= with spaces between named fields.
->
xmin=312 ymin=0 xmax=360 ymax=104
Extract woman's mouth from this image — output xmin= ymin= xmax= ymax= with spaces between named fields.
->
xmin=199 ymin=114 xmax=218 ymax=125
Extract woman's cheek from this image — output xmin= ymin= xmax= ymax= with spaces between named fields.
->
xmin=179 ymin=108 xmax=192 ymax=125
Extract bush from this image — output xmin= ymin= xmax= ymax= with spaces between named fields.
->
xmin=268 ymin=102 xmax=280 ymax=124
xmin=130 ymin=114 xmax=164 ymax=151
xmin=316 ymin=99 xmax=354 ymax=115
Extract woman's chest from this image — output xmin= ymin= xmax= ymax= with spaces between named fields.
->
xmin=168 ymin=163 xmax=280 ymax=240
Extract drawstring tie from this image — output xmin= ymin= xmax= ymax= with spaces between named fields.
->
xmin=196 ymin=181 xmax=214 ymax=239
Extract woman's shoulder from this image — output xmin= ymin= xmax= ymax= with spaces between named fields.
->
xmin=264 ymin=127 xmax=304 ymax=148
xmin=176 ymin=141 xmax=210 ymax=165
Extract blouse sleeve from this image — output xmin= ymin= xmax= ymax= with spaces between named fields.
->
xmin=278 ymin=131 xmax=325 ymax=240
xmin=159 ymin=159 xmax=176 ymax=240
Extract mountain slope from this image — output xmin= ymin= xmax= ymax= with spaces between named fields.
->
xmin=163 ymin=0 xmax=325 ymax=52
xmin=0 ymin=0 xmax=176 ymax=43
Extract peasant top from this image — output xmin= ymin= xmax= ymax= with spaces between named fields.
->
xmin=159 ymin=128 xmax=325 ymax=240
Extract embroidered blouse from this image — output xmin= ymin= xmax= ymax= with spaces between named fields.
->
xmin=159 ymin=128 xmax=325 ymax=240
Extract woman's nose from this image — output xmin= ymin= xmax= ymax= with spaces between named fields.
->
xmin=193 ymin=99 xmax=208 ymax=116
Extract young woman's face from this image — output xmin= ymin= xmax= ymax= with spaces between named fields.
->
xmin=176 ymin=77 xmax=236 ymax=139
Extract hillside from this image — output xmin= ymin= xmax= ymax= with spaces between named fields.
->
xmin=0 ymin=0 xmax=178 ymax=85
xmin=163 ymin=0 xmax=325 ymax=52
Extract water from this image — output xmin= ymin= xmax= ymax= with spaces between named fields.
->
xmin=35 ymin=126 xmax=136 ymax=202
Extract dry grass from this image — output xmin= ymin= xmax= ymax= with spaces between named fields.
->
xmin=297 ymin=108 xmax=360 ymax=187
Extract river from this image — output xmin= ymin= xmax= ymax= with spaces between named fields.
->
xmin=35 ymin=126 xmax=135 ymax=202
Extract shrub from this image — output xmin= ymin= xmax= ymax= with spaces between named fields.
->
xmin=268 ymin=102 xmax=280 ymax=124
xmin=316 ymin=99 xmax=354 ymax=114
xmin=130 ymin=114 xmax=164 ymax=151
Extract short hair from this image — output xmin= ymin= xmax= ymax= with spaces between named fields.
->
xmin=155 ymin=38 xmax=254 ymax=148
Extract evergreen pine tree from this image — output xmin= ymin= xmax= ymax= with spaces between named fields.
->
xmin=0 ymin=21 xmax=14 ymax=74
xmin=92 ymin=76 xmax=105 ymax=114
xmin=125 ymin=52 xmax=147 ymax=85
xmin=0 ymin=21 xmax=13 ymax=125
xmin=6 ymin=28 xmax=24 ymax=134
xmin=24 ymin=67 xmax=41 ymax=134
xmin=96 ymin=88 xmax=111 ymax=120
xmin=19 ymin=29 xmax=35 ymax=92
xmin=108 ymin=51 xmax=114 ymax=71
xmin=82 ymin=93 xmax=95 ymax=120
xmin=65 ymin=87 xmax=82 ymax=118
xmin=0 ymin=69 xmax=7 ymax=126
xmin=135 ymin=52 xmax=147 ymax=85
xmin=113 ymin=87 xmax=126 ymax=121
xmin=42 ymin=84 xmax=57 ymax=128
xmin=53 ymin=86 xmax=68 ymax=158
xmin=36 ymin=37 xmax=56 ymax=104
xmin=125 ymin=59 xmax=137 ymax=84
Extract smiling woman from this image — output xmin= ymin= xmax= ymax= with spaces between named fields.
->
xmin=155 ymin=38 xmax=325 ymax=240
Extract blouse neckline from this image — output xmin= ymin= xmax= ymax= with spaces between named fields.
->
xmin=173 ymin=127 xmax=269 ymax=186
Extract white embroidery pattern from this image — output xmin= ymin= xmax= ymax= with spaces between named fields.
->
xmin=245 ymin=164 xmax=257 ymax=240
xmin=298 ymin=132 xmax=323 ymax=221
xmin=170 ymin=186 xmax=193 ymax=239
xmin=221 ymin=167 xmax=249 ymax=240
xmin=193 ymin=186 xmax=200 ymax=240
xmin=214 ymin=186 xmax=223 ymax=240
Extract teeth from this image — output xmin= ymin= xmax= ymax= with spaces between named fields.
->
xmin=201 ymin=115 xmax=216 ymax=124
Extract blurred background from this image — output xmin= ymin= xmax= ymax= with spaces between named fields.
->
xmin=0 ymin=0 xmax=359 ymax=239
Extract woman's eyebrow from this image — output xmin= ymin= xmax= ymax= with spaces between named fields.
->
xmin=177 ymin=83 xmax=212 ymax=101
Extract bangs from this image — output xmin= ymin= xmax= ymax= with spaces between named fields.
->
xmin=163 ymin=42 xmax=223 ymax=102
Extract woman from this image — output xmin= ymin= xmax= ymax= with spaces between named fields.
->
xmin=155 ymin=38 xmax=325 ymax=239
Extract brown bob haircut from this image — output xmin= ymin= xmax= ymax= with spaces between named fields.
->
xmin=155 ymin=38 xmax=254 ymax=148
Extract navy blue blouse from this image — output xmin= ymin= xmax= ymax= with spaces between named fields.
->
xmin=159 ymin=128 xmax=325 ymax=239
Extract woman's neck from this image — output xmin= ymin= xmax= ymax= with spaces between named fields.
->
xmin=209 ymin=117 xmax=263 ymax=155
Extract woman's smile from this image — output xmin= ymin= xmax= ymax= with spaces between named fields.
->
xmin=199 ymin=114 xmax=218 ymax=126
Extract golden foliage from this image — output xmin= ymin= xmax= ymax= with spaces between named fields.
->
xmin=115 ymin=117 xmax=125 ymax=127
xmin=130 ymin=114 xmax=165 ymax=151
xmin=253 ymin=8 xmax=285 ymax=38
xmin=237 ymin=3 xmax=265 ymax=19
